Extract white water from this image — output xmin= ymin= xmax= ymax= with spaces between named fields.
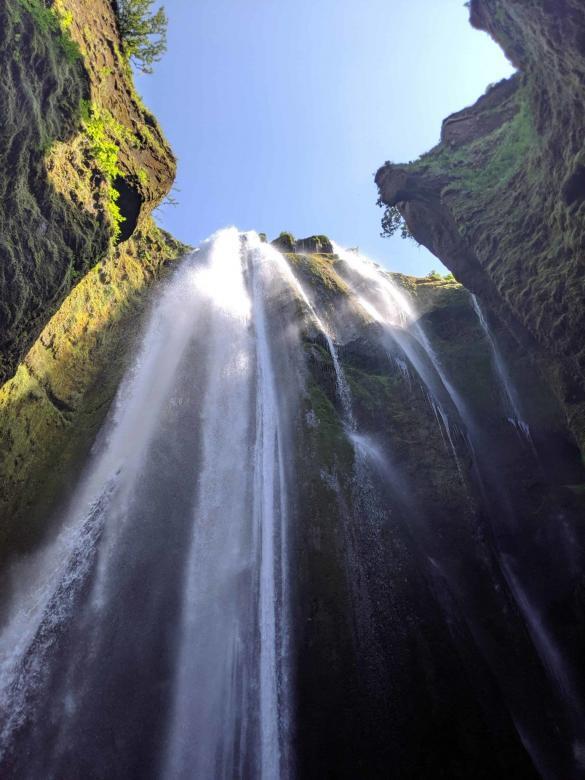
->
xmin=471 ymin=295 xmax=536 ymax=449
xmin=0 ymin=237 xmax=212 ymax=751
xmin=0 ymin=229 xmax=581 ymax=780
xmin=331 ymin=243 xmax=585 ymax=777
xmin=0 ymin=229 xmax=302 ymax=779
xmin=331 ymin=242 xmax=470 ymax=468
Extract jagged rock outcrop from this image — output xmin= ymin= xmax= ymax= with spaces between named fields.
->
xmin=271 ymin=231 xmax=334 ymax=255
xmin=0 ymin=0 xmax=176 ymax=384
xmin=376 ymin=0 xmax=585 ymax=453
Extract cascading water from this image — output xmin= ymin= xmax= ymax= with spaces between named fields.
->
xmin=329 ymin=242 xmax=585 ymax=779
xmin=471 ymin=294 xmax=535 ymax=446
xmin=331 ymin=242 xmax=469 ymax=471
xmin=0 ymin=229 xmax=584 ymax=780
xmin=0 ymin=228 xmax=302 ymax=779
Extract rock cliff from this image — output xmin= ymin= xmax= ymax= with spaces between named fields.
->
xmin=0 ymin=0 xmax=176 ymax=384
xmin=280 ymin=245 xmax=584 ymax=777
xmin=376 ymin=0 xmax=585 ymax=454
xmin=0 ymin=0 xmax=184 ymax=541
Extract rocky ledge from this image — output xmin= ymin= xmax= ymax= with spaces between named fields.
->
xmin=376 ymin=0 xmax=585 ymax=453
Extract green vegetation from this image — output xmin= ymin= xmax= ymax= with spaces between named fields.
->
xmin=16 ymin=0 xmax=81 ymax=62
xmin=276 ymin=231 xmax=296 ymax=252
xmin=0 ymin=0 xmax=181 ymax=533
xmin=287 ymin=252 xmax=349 ymax=296
xmin=0 ymin=0 xmax=176 ymax=382
xmin=81 ymin=101 xmax=139 ymax=242
xmin=305 ymin=377 xmax=353 ymax=473
xmin=378 ymin=201 xmax=413 ymax=240
xmin=407 ymin=87 xmax=538 ymax=195
xmin=425 ymin=270 xmax=456 ymax=282
xmin=0 ymin=0 xmax=110 ymax=383
xmin=459 ymin=96 xmax=537 ymax=194
xmin=116 ymin=0 xmax=168 ymax=73
xmin=305 ymin=235 xmax=333 ymax=253
xmin=0 ymin=222 xmax=186 ymax=549
xmin=346 ymin=367 xmax=392 ymax=414
xmin=82 ymin=102 xmax=124 ymax=240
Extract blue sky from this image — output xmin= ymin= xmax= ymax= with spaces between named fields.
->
xmin=137 ymin=0 xmax=514 ymax=276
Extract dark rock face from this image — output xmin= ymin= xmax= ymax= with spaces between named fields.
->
xmin=0 ymin=0 xmax=176 ymax=385
xmin=441 ymin=76 xmax=520 ymax=146
xmin=287 ymin=256 xmax=585 ymax=778
xmin=376 ymin=0 xmax=585 ymax=452
xmin=113 ymin=175 xmax=143 ymax=243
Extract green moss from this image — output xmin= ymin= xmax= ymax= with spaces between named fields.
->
xmin=0 ymin=0 xmax=111 ymax=383
xmin=305 ymin=379 xmax=353 ymax=472
xmin=287 ymin=253 xmax=349 ymax=297
xmin=0 ymin=221 xmax=184 ymax=551
xmin=274 ymin=231 xmax=296 ymax=252
xmin=410 ymin=86 xmax=537 ymax=196
xmin=80 ymin=100 xmax=143 ymax=242
xmin=16 ymin=0 xmax=81 ymax=62
xmin=345 ymin=366 xmax=393 ymax=414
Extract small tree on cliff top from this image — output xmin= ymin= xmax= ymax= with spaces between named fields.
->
xmin=116 ymin=0 xmax=168 ymax=73
xmin=377 ymin=201 xmax=412 ymax=240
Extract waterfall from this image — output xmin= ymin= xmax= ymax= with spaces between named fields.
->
xmin=0 ymin=229 xmax=299 ymax=779
xmin=331 ymin=242 xmax=585 ymax=778
xmin=0 ymin=229 xmax=583 ymax=779
xmin=331 ymin=242 xmax=470 ymax=468
xmin=471 ymin=295 xmax=535 ymax=446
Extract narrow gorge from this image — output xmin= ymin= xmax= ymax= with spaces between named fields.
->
xmin=0 ymin=1 xmax=584 ymax=779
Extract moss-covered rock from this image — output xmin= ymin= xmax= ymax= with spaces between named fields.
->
xmin=271 ymin=232 xmax=334 ymax=255
xmin=0 ymin=220 xmax=187 ymax=554
xmin=0 ymin=0 xmax=183 ymax=549
xmin=376 ymin=0 xmax=585 ymax=453
xmin=0 ymin=0 xmax=176 ymax=385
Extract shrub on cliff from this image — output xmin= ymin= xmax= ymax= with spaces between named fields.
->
xmin=116 ymin=0 xmax=167 ymax=73
xmin=377 ymin=201 xmax=413 ymax=241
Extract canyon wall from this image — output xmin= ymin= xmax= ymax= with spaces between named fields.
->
xmin=376 ymin=0 xmax=585 ymax=454
xmin=0 ymin=0 xmax=184 ymax=544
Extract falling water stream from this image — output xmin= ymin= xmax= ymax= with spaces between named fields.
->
xmin=471 ymin=295 xmax=535 ymax=447
xmin=0 ymin=231 xmax=583 ymax=779
xmin=330 ymin=244 xmax=585 ymax=779
xmin=0 ymin=229 xmax=307 ymax=779
xmin=331 ymin=242 xmax=469 ymax=472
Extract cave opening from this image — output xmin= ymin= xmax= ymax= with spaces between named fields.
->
xmin=113 ymin=176 xmax=143 ymax=243
xmin=562 ymin=165 xmax=585 ymax=207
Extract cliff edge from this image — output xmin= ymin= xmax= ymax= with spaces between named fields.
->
xmin=0 ymin=0 xmax=176 ymax=384
xmin=376 ymin=0 xmax=585 ymax=453
xmin=0 ymin=0 xmax=185 ymax=541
